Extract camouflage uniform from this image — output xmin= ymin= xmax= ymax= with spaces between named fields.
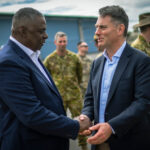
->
xmin=131 ymin=34 xmax=150 ymax=56
xmin=77 ymin=54 xmax=92 ymax=98
xmin=44 ymin=50 xmax=87 ymax=149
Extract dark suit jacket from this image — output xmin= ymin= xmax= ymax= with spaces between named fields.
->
xmin=82 ymin=43 xmax=150 ymax=150
xmin=0 ymin=40 xmax=79 ymax=150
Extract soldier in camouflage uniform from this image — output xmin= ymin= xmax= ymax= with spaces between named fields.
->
xmin=44 ymin=32 xmax=88 ymax=150
xmin=131 ymin=13 xmax=150 ymax=56
xmin=77 ymin=41 xmax=92 ymax=98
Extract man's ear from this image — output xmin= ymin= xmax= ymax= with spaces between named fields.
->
xmin=117 ymin=24 xmax=125 ymax=36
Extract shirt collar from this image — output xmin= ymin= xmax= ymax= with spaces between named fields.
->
xmin=103 ymin=41 xmax=126 ymax=60
xmin=10 ymin=35 xmax=40 ymax=59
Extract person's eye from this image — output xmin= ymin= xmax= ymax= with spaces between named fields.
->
xmin=38 ymin=30 xmax=45 ymax=34
xmin=101 ymin=26 xmax=107 ymax=29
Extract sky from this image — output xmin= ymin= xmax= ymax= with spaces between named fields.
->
xmin=0 ymin=0 xmax=150 ymax=31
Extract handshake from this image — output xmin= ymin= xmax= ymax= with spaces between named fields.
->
xmin=75 ymin=114 xmax=113 ymax=145
xmin=75 ymin=114 xmax=92 ymax=136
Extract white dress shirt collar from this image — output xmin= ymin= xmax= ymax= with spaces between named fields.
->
xmin=10 ymin=35 xmax=41 ymax=60
xmin=9 ymin=36 xmax=52 ymax=85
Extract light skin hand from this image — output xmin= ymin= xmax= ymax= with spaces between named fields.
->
xmin=87 ymin=123 xmax=112 ymax=145
xmin=79 ymin=129 xmax=92 ymax=136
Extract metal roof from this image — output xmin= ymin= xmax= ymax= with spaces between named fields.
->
xmin=0 ymin=11 xmax=97 ymax=19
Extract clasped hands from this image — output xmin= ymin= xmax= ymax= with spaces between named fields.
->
xmin=75 ymin=114 xmax=112 ymax=145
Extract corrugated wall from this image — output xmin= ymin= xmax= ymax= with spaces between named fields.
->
xmin=0 ymin=14 xmax=97 ymax=60
xmin=0 ymin=15 xmax=12 ymax=46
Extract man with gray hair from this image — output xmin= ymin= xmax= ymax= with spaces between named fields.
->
xmin=79 ymin=5 xmax=150 ymax=150
xmin=0 ymin=7 xmax=91 ymax=150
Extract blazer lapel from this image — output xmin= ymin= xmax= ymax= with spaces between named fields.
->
xmin=29 ymin=60 xmax=62 ymax=99
xmin=38 ymin=58 xmax=61 ymax=97
xmin=96 ymin=56 xmax=106 ymax=112
xmin=9 ymin=40 xmax=60 ymax=97
xmin=106 ymin=44 xmax=133 ymax=106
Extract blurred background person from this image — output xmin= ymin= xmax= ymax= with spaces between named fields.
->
xmin=77 ymin=41 xmax=92 ymax=98
xmin=44 ymin=31 xmax=88 ymax=150
xmin=131 ymin=12 xmax=150 ymax=56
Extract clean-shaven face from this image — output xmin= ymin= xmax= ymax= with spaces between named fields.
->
xmin=55 ymin=36 xmax=68 ymax=52
xmin=95 ymin=15 xmax=119 ymax=49
xmin=24 ymin=16 xmax=48 ymax=51
xmin=78 ymin=42 xmax=88 ymax=56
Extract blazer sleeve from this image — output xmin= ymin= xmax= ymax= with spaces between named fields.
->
xmin=0 ymin=59 xmax=79 ymax=140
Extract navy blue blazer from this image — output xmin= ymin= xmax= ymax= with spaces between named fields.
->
xmin=0 ymin=40 xmax=79 ymax=150
xmin=82 ymin=44 xmax=150 ymax=150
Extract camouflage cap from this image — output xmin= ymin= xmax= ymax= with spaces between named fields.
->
xmin=134 ymin=12 xmax=150 ymax=28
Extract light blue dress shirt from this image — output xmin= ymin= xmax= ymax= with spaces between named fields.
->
xmin=99 ymin=41 xmax=126 ymax=123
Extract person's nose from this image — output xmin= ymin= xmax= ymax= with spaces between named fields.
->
xmin=44 ymin=32 xmax=48 ymax=39
xmin=95 ymin=27 xmax=101 ymax=35
xmin=61 ymin=42 xmax=66 ymax=46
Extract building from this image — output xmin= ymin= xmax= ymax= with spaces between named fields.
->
xmin=0 ymin=12 xmax=98 ymax=60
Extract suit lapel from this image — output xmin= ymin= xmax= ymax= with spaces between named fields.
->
xmin=96 ymin=56 xmax=106 ymax=112
xmin=106 ymin=44 xmax=132 ymax=106
xmin=38 ymin=58 xmax=61 ymax=97
xmin=9 ymin=40 xmax=60 ymax=97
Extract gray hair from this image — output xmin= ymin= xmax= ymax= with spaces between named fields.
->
xmin=11 ymin=7 xmax=44 ymax=31
xmin=99 ymin=5 xmax=129 ymax=37
xmin=54 ymin=31 xmax=67 ymax=41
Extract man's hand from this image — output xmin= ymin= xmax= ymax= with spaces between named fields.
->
xmin=75 ymin=114 xmax=92 ymax=133
xmin=87 ymin=123 xmax=112 ymax=145
xmin=79 ymin=114 xmax=92 ymax=135
xmin=79 ymin=129 xmax=92 ymax=136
